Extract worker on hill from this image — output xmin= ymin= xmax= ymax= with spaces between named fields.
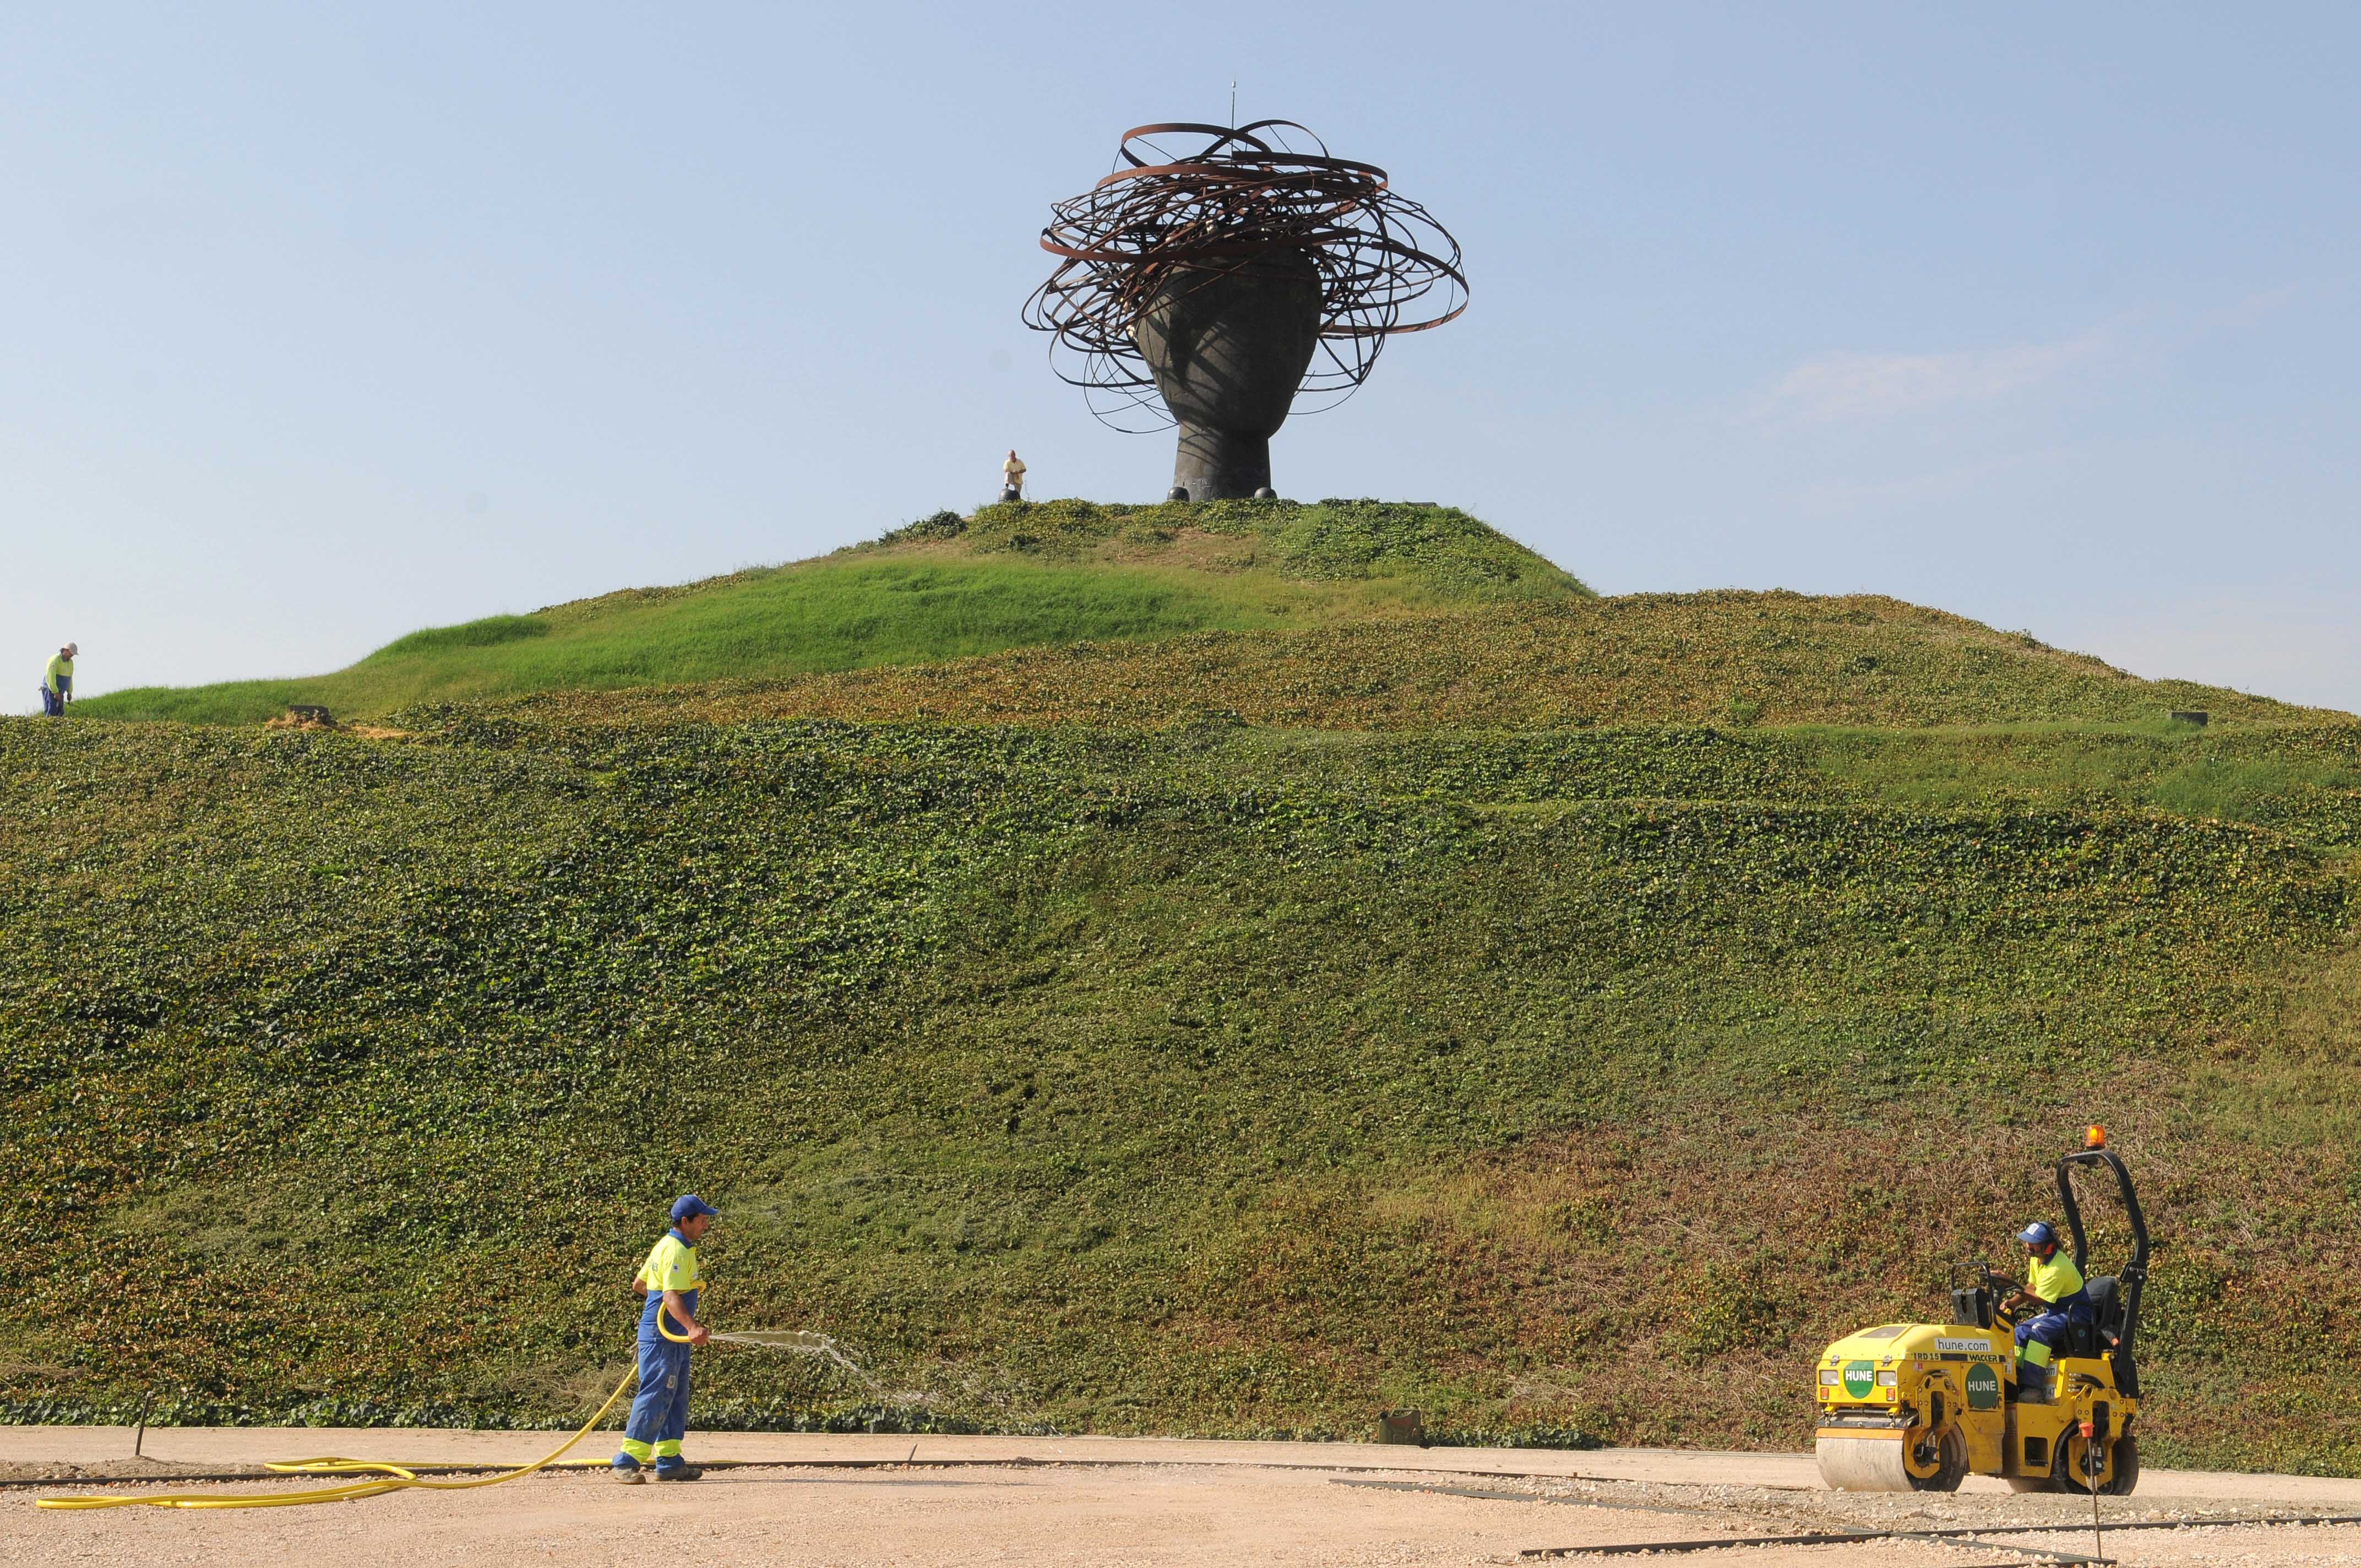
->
xmin=2008 ymin=1220 xmax=2089 ymax=1401
xmin=614 ymin=1194 xmax=716 ymax=1483
xmin=1002 ymin=449 xmax=1027 ymax=499
xmin=40 ymin=643 xmax=77 ymax=717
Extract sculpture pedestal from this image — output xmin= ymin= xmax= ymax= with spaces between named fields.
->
xmin=1172 ymin=426 xmax=1274 ymax=500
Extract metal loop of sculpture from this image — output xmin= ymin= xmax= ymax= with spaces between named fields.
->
xmin=1022 ymin=120 xmax=1467 ymax=499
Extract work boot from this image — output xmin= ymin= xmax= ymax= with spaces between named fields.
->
xmin=2016 ymin=1363 xmax=2051 ymax=1404
xmin=653 ymin=1463 xmax=703 ymax=1482
xmin=612 ymin=1462 xmax=645 ymax=1484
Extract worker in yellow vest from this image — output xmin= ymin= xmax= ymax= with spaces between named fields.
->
xmin=613 ymin=1195 xmax=716 ymax=1483
xmin=41 ymin=643 xmax=77 ymax=717
xmin=2008 ymin=1220 xmax=2090 ymax=1402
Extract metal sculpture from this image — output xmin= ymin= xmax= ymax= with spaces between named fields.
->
xmin=1023 ymin=121 xmax=1467 ymax=500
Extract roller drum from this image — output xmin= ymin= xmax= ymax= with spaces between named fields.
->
xmin=1816 ymin=1435 xmax=1916 ymax=1491
xmin=1817 ymin=1426 xmax=1965 ymax=1492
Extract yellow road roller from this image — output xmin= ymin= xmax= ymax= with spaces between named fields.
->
xmin=1814 ymin=1130 xmax=2149 ymax=1494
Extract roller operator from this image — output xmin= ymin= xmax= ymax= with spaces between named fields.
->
xmin=2008 ymin=1219 xmax=2090 ymax=1401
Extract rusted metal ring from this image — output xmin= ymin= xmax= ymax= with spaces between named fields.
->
xmin=1022 ymin=118 xmax=1468 ymax=432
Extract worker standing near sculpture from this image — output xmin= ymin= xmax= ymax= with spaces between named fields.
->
xmin=613 ymin=1195 xmax=716 ymax=1484
xmin=40 ymin=643 xmax=76 ymax=717
xmin=1025 ymin=121 xmax=1467 ymax=499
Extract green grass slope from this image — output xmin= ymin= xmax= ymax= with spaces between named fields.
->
xmin=15 ymin=501 xmax=2360 ymax=1475
xmin=4 ymin=715 xmax=2358 ymax=1472
xmin=78 ymin=500 xmax=1587 ymax=724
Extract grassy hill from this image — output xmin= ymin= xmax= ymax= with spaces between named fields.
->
xmin=455 ymin=590 xmax=2320 ymax=733
xmin=10 ymin=502 xmax=2360 ymax=1476
xmin=79 ymin=500 xmax=1587 ymax=724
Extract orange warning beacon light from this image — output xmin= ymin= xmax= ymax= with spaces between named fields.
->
xmin=2085 ymin=1124 xmax=2108 ymax=1149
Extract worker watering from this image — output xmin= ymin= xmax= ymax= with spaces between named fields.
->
xmin=616 ymin=1194 xmax=717 ymax=1479
xmin=34 ymin=1189 xmax=732 ymax=1512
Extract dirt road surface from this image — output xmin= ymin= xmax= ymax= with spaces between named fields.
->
xmin=5 ymin=1429 xmax=2356 ymax=1566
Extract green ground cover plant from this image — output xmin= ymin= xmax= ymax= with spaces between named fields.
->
xmin=3 ymin=715 xmax=2356 ymax=1470
xmin=17 ymin=504 xmax=2359 ymax=1472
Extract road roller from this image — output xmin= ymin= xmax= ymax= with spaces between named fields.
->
xmin=1814 ymin=1129 xmax=2150 ymax=1494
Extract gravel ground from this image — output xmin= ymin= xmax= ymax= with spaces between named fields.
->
xmin=4 ymin=1432 xmax=2355 ymax=1566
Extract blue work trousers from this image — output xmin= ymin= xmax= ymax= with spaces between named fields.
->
xmin=622 ymin=1337 xmax=693 ymax=1467
xmin=2014 ymin=1299 xmax=2093 ymax=1364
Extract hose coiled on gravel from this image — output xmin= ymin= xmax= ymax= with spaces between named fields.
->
xmin=33 ymin=1293 xmax=709 ymax=1511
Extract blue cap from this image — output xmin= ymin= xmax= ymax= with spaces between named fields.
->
xmin=2017 ymin=1221 xmax=2057 ymax=1248
xmin=671 ymin=1194 xmax=719 ymax=1223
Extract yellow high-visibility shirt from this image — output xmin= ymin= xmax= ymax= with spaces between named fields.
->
xmin=638 ymin=1233 xmax=703 ymax=1295
xmin=44 ymin=656 xmax=73 ymax=694
xmin=2027 ymin=1250 xmax=2084 ymax=1305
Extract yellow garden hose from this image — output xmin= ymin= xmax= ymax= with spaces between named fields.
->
xmin=655 ymin=1290 xmax=700 ymax=1344
xmin=35 ymin=1362 xmax=637 ymax=1511
xmin=35 ymin=1288 xmax=708 ymax=1512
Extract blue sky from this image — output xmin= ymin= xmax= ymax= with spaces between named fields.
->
xmin=4 ymin=4 xmax=2356 ymax=709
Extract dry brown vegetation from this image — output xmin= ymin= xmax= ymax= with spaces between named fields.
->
xmin=438 ymin=591 xmax=2321 ymax=733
